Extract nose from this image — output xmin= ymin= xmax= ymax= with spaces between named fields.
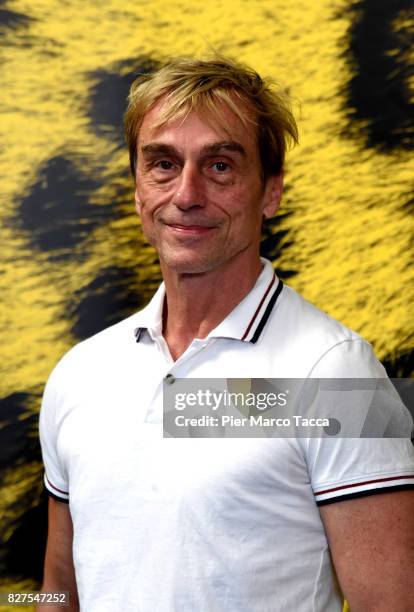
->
xmin=171 ymin=163 xmax=205 ymax=210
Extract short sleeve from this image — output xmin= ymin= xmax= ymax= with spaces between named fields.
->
xmin=301 ymin=338 xmax=414 ymax=505
xmin=39 ymin=363 xmax=70 ymax=503
xmin=308 ymin=437 xmax=414 ymax=505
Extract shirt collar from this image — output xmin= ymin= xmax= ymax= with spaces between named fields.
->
xmin=133 ymin=258 xmax=283 ymax=344
xmin=133 ymin=282 xmax=166 ymax=342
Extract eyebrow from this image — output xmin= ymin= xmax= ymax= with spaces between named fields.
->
xmin=140 ymin=141 xmax=247 ymax=158
xmin=201 ymin=141 xmax=247 ymax=157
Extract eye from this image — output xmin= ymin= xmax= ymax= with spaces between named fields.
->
xmin=156 ymin=160 xmax=174 ymax=170
xmin=212 ymin=161 xmax=229 ymax=172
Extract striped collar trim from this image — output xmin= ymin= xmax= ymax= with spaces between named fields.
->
xmin=133 ymin=258 xmax=283 ymax=344
xmin=207 ymin=259 xmax=283 ymax=343
xmin=242 ymin=275 xmax=283 ymax=344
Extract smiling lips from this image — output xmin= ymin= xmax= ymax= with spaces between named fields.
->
xmin=164 ymin=221 xmax=218 ymax=234
xmin=168 ymin=223 xmax=213 ymax=233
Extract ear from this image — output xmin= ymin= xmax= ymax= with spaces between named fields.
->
xmin=134 ymin=185 xmax=142 ymax=216
xmin=262 ymin=171 xmax=284 ymax=219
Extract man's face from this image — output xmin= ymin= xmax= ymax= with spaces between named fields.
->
xmin=135 ymin=97 xmax=283 ymax=275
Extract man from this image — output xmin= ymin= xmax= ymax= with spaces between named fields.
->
xmin=38 ymin=57 xmax=414 ymax=611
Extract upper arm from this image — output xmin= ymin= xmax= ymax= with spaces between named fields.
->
xmin=320 ymin=490 xmax=414 ymax=611
xmin=38 ymin=497 xmax=79 ymax=611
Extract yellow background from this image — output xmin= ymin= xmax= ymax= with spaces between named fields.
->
xmin=0 ymin=0 xmax=412 ymax=608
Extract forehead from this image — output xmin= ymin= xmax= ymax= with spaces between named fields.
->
xmin=137 ymin=95 xmax=258 ymax=149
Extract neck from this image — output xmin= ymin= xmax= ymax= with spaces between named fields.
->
xmin=161 ymin=256 xmax=262 ymax=360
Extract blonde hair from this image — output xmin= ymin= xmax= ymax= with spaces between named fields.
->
xmin=124 ymin=56 xmax=298 ymax=180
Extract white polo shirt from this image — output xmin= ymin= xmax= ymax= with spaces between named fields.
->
xmin=40 ymin=258 xmax=414 ymax=612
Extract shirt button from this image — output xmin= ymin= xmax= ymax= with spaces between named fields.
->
xmin=165 ymin=373 xmax=175 ymax=385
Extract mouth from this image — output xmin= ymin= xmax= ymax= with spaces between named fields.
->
xmin=165 ymin=223 xmax=217 ymax=235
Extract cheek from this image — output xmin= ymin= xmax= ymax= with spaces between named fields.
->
xmin=142 ymin=174 xmax=179 ymax=195
xmin=210 ymin=184 xmax=248 ymax=212
xmin=137 ymin=187 xmax=173 ymax=215
xmin=225 ymin=192 xmax=260 ymax=222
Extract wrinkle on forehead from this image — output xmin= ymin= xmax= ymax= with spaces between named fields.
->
xmin=141 ymin=141 xmax=247 ymax=158
xmin=140 ymin=91 xmax=258 ymax=145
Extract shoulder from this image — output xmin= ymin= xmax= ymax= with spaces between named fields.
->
xmin=277 ymin=283 xmax=358 ymax=344
xmin=45 ymin=309 xmax=143 ymax=391
xmin=269 ymin=282 xmax=386 ymax=377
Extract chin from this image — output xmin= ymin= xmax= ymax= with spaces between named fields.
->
xmin=160 ymin=252 xmax=225 ymax=275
